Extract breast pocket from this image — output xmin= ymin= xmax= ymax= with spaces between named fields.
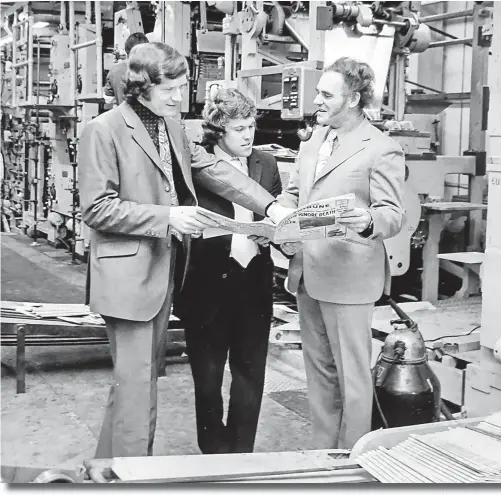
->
xmin=344 ymin=170 xmax=368 ymax=181
xmin=96 ymin=239 xmax=140 ymax=258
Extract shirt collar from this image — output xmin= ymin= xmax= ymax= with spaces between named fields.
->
xmin=213 ymin=144 xmax=247 ymax=168
xmin=328 ymin=118 xmax=366 ymax=145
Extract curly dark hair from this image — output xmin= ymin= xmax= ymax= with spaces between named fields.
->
xmin=324 ymin=57 xmax=375 ymax=109
xmin=201 ymin=88 xmax=257 ymax=145
xmin=123 ymin=42 xmax=188 ymax=103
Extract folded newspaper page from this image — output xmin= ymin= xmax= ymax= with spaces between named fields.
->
xmin=200 ymin=193 xmax=355 ymax=243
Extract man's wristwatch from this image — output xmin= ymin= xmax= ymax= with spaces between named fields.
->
xmin=359 ymin=215 xmax=374 ymax=238
xmin=265 ymin=200 xmax=278 ymax=217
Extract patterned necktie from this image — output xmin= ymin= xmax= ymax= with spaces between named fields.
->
xmin=158 ymin=119 xmax=182 ymax=242
xmin=314 ymin=129 xmax=337 ymax=182
xmin=229 ymin=157 xmax=258 ymax=268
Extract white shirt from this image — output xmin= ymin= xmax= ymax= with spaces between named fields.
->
xmin=213 ymin=145 xmax=258 ymax=268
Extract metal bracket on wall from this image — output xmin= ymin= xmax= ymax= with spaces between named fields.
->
xmin=463 ymin=150 xmax=487 ymax=177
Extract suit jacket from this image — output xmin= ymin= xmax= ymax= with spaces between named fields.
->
xmin=79 ymin=102 xmax=276 ymax=321
xmin=103 ymin=60 xmax=127 ymax=105
xmin=279 ymin=118 xmax=405 ymax=304
xmin=174 ymin=148 xmax=282 ymax=328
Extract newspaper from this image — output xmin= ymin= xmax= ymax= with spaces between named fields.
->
xmin=200 ymin=193 xmax=355 ymax=243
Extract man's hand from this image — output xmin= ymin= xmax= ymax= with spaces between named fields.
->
xmin=248 ymin=217 xmax=275 ymax=246
xmin=267 ymin=202 xmax=295 ymax=225
xmin=337 ymin=207 xmax=372 ymax=233
xmin=248 ymin=235 xmax=271 ymax=247
xmin=280 ymin=241 xmax=302 ymax=256
xmin=169 ymin=206 xmax=219 ymax=236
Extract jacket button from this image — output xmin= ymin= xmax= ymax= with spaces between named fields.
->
xmin=222 ymin=274 xmax=227 ymax=279
xmin=165 ymin=185 xmax=170 ymax=192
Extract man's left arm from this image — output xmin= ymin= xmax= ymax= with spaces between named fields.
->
xmin=366 ymin=142 xmax=406 ymax=240
xmin=184 ymin=135 xmax=276 ymax=217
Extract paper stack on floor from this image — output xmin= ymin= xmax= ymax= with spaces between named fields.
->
xmin=356 ymin=412 xmax=501 ymax=483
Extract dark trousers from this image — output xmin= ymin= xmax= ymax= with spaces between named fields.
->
xmin=184 ymin=256 xmax=272 ymax=454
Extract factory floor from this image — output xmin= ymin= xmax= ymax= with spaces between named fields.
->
xmin=1 ymin=232 xmax=314 ymax=471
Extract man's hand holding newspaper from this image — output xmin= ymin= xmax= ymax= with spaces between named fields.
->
xmin=199 ymin=193 xmax=356 ymax=244
xmin=280 ymin=241 xmax=303 ymax=256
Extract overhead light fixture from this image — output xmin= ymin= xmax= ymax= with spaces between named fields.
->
xmin=33 ymin=21 xmax=49 ymax=29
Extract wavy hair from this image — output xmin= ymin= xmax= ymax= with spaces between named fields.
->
xmin=324 ymin=57 xmax=375 ymax=109
xmin=123 ymin=42 xmax=188 ymax=103
xmin=201 ymin=88 xmax=257 ymax=145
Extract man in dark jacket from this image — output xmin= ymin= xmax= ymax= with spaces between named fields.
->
xmin=174 ymin=88 xmax=282 ymax=454
xmin=103 ymin=32 xmax=149 ymax=106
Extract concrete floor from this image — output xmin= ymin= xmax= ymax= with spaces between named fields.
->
xmin=1 ymin=232 xmax=314 ymax=471
xmin=1 ymin=231 xmax=485 ymax=475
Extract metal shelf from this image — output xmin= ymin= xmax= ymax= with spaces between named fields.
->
xmin=18 ymin=103 xmax=76 ymax=111
xmin=77 ymin=94 xmax=105 ymax=104
xmin=406 ymin=92 xmax=470 ymax=115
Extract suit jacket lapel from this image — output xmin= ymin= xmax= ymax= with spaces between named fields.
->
xmin=247 ymin=149 xmax=263 ymax=221
xmin=248 ymin=149 xmax=263 ymax=184
xmin=119 ymin=102 xmax=163 ymax=172
xmin=304 ymin=126 xmax=330 ymax=195
xmin=314 ymin=119 xmax=372 ymax=183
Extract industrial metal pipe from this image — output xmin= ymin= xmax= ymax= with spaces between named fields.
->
xmin=429 ymin=37 xmax=473 ymax=48
xmin=85 ymin=0 xmax=92 ymax=24
xmin=12 ymin=18 xmax=18 ymax=106
xmin=95 ymin=0 xmax=103 ymax=96
xmin=69 ymin=2 xmax=76 ymax=101
xmin=284 ymin=19 xmax=309 ymax=51
xmin=32 ymin=37 xmax=41 ymax=243
xmin=11 ymin=60 xmax=29 ymax=69
xmin=420 ymin=9 xmax=473 ymax=24
xmin=36 ymin=38 xmax=41 ymax=110
xmin=373 ymin=18 xmax=407 ymax=29
xmin=60 ymin=0 xmax=67 ymax=31
xmin=71 ymin=39 xmax=97 ymax=50
xmin=27 ymin=16 xmax=34 ymax=105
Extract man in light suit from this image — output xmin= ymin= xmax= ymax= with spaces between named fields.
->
xmin=174 ymin=88 xmax=282 ymax=454
xmin=79 ymin=42 xmax=288 ymax=458
xmin=275 ymin=57 xmax=405 ymax=449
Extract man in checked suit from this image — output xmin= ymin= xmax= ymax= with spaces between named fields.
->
xmin=256 ymin=57 xmax=405 ymax=449
xmin=79 ymin=43 xmax=289 ymax=458
xmin=174 ymin=88 xmax=282 ymax=454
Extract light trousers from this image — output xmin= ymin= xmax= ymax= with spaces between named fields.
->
xmin=95 ymin=253 xmax=176 ymax=458
xmin=297 ymin=283 xmax=374 ymax=449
